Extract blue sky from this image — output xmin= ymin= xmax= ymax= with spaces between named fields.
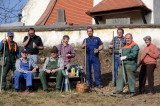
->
xmin=0 ymin=0 xmax=28 ymax=24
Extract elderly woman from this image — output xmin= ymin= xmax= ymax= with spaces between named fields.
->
xmin=138 ymin=36 xmax=159 ymax=94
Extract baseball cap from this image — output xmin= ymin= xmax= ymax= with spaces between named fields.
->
xmin=21 ymin=49 xmax=28 ymax=53
xmin=7 ymin=32 xmax=14 ymax=37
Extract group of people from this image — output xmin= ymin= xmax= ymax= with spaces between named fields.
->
xmin=109 ymin=28 xmax=159 ymax=96
xmin=0 ymin=27 xmax=159 ymax=95
xmin=0 ymin=28 xmax=75 ymax=92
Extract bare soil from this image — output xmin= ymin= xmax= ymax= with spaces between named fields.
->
xmin=1 ymin=47 xmax=160 ymax=106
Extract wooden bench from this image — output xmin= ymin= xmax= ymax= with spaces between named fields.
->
xmin=31 ymin=74 xmax=81 ymax=90
xmin=11 ymin=68 xmax=82 ymax=90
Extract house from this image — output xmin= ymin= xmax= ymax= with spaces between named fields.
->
xmin=21 ymin=0 xmax=94 ymax=25
xmin=87 ymin=0 xmax=160 ymax=25
xmin=21 ymin=0 xmax=160 ymax=25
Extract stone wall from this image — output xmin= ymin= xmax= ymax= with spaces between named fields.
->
xmin=0 ymin=25 xmax=160 ymax=50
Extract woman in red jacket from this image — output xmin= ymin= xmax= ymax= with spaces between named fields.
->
xmin=138 ymin=36 xmax=159 ymax=94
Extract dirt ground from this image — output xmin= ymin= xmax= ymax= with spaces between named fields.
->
xmin=0 ymin=47 xmax=160 ymax=106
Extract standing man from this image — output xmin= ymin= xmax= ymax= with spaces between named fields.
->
xmin=57 ymin=35 xmax=75 ymax=67
xmin=114 ymin=33 xmax=139 ymax=96
xmin=14 ymin=49 xmax=38 ymax=92
xmin=0 ymin=32 xmax=20 ymax=90
xmin=22 ymin=28 xmax=44 ymax=63
xmin=109 ymin=28 xmax=126 ymax=86
xmin=138 ymin=36 xmax=159 ymax=94
xmin=82 ymin=27 xmax=103 ymax=88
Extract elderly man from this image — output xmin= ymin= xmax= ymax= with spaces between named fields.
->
xmin=0 ymin=32 xmax=20 ymax=90
xmin=114 ymin=33 xmax=139 ymax=96
xmin=109 ymin=28 xmax=126 ymax=86
xmin=82 ymin=27 xmax=103 ymax=88
xmin=138 ymin=36 xmax=159 ymax=94
xmin=40 ymin=46 xmax=64 ymax=93
xmin=14 ymin=49 xmax=38 ymax=92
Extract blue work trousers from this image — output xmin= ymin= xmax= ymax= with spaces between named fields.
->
xmin=14 ymin=71 xmax=34 ymax=89
xmin=86 ymin=55 xmax=102 ymax=86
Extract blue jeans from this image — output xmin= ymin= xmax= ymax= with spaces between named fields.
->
xmin=14 ymin=71 xmax=34 ymax=89
xmin=27 ymin=54 xmax=38 ymax=63
xmin=113 ymin=54 xmax=121 ymax=85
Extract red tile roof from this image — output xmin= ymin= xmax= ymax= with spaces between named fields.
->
xmin=87 ymin=0 xmax=149 ymax=13
xmin=36 ymin=0 xmax=93 ymax=25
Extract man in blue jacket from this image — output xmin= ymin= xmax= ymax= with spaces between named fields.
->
xmin=82 ymin=27 xmax=103 ymax=88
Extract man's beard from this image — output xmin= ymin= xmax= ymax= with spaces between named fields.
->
xmin=88 ymin=34 xmax=93 ymax=37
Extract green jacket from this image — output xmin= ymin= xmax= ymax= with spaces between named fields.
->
xmin=0 ymin=40 xmax=20 ymax=64
xmin=122 ymin=41 xmax=139 ymax=72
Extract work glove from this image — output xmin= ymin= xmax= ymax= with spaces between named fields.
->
xmin=120 ymin=56 xmax=127 ymax=61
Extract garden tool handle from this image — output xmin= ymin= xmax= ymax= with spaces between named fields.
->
xmin=84 ymin=39 xmax=87 ymax=83
xmin=120 ymin=41 xmax=127 ymax=84
xmin=0 ymin=34 xmax=6 ymax=92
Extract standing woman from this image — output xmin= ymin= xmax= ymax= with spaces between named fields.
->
xmin=138 ymin=36 xmax=159 ymax=94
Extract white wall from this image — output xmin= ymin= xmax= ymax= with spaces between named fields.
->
xmin=153 ymin=0 xmax=160 ymax=24
xmin=21 ymin=0 xmax=51 ymax=25
xmin=0 ymin=28 xmax=160 ymax=49
xmin=98 ymin=11 xmax=144 ymax=24
xmin=141 ymin=0 xmax=154 ymax=24
xmin=92 ymin=0 xmax=102 ymax=24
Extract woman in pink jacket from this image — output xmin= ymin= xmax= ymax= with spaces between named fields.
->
xmin=138 ymin=36 xmax=159 ymax=94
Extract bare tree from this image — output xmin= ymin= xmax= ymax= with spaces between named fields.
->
xmin=0 ymin=0 xmax=27 ymax=24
